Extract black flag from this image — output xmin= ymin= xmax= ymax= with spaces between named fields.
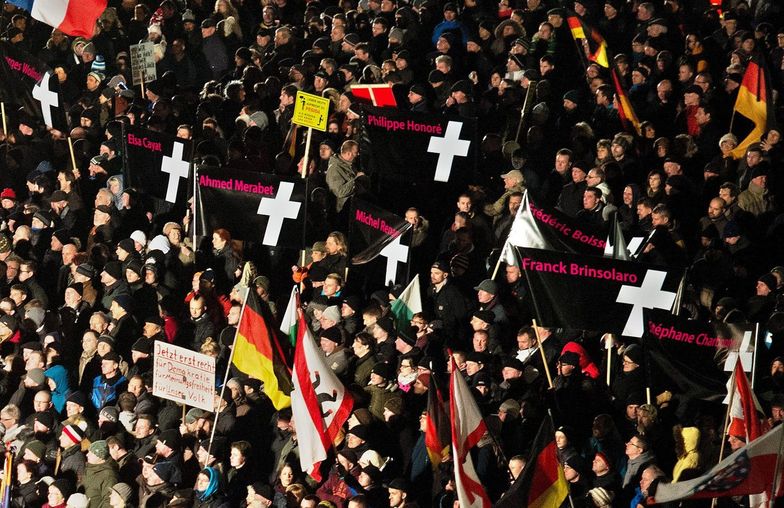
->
xmin=360 ymin=105 xmax=478 ymax=183
xmin=350 ymin=199 xmax=411 ymax=285
xmin=507 ymin=191 xmax=606 ymax=256
xmin=196 ymin=166 xmax=305 ymax=247
xmin=0 ymin=41 xmax=66 ymax=131
xmin=123 ymin=125 xmax=193 ymax=206
xmin=642 ymin=310 xmax=735 ymax=400
xmin=519 ymin=246 xmax=683 ymax=337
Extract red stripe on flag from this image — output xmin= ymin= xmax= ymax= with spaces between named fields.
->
xmin=59 ymin=0 xmax=107 ymax=39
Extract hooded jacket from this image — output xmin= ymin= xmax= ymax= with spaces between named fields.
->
xmin=672 ymin=426 xmax=701 ymax=481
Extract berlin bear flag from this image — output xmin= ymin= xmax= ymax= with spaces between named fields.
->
xmin=291 ymin=313 xmax=353 ymax=482
xmin=518 ymin=247 xmax=682 ymax=338
xmin=196 ymin=166 xmax=305 ymax=247
xmin=123 ymin=125 xmax=193 ymax=206
xmin=360 ymin=105 xmax=477 ymax=183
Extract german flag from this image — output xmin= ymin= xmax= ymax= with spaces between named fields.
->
xmin=232 ymin=290 xmax=292 ymax=409
xmin=425 ymin=376 xmax=450 ymax=468
xmin=495 ymin=417 xmax=568 ymax=508
xmin=567 ymin=14 xmax=609 ymax=68
xmin=611 ymin=68 xmax=641 ymax=135
xmin=282 ymin=123 xmax=299 ymax=159
xmin=730 ymin=58 xmax=774 ymax=159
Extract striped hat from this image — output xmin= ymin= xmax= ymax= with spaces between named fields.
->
xmin=61 ymin=423 xmax=86 ymax=444
xmin=91 ymin=55 xmax=106 ymax=72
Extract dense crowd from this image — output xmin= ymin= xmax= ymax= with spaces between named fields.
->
xmin=0 ymin=0 xmax=782 ymax=507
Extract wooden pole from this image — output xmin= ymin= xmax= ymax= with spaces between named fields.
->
xmin=300 ymin=127 xmax=313 ymax=179
xmin=67 ymin=137 xmax=78 ymax=172
xmin=207 ymin=290 xmax=249 ymax=457
xmin=604 ymin=333 xmax=613 ymax=387
xmin=0 ymin=102 xmax=6 ymax=140
xmin=532 ymin=320 xmax=553 ymax=389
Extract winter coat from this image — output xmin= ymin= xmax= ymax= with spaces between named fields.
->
xmin=737 ymin=182 xmax=774 ymax=217
xmin=83 ymin=460 xmax=119 ymax=508
xmin=326 ymin=154 xmax=359 ymax=212
xmin=672 ymin=426 xmax=701 ymax=481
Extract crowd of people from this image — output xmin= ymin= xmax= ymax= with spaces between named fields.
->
xmin=0 ymin=0 xmax=782 ymax=506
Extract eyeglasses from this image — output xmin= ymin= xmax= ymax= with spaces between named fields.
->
xmin=627 ymin=440 xmax=641 ymax=449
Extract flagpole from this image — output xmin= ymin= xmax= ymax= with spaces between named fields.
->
xmin=67 ymin=137 xmax=78 ymax=173
xmin=770 ymin=423 xmax=784 ymax=505
xmin=751 ymin=322 xmax=759 ymax=389
xmin=207 ymin=287 xmax=250 ymax=457
xmin=300 ymin=127 xmax=313 ymax=179
xmin=0 ymin=103 xmax=6 ymax=142
xmin=715 ymin=366 xmax=738 ymax=489
xmin=532 ymin=320 xmax=554 ymax=389
xmin=604 ymin=333 xmax=613 ymax=387
xmin=491 ymin=240 xmax=508 ymax=280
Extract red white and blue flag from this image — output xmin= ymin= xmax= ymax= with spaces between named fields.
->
xmin=8 ymin=0 xmax=107 ymax=39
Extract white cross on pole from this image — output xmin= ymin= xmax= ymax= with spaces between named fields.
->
xmin=32 ymin=71 xmax=59 ymax=128
xmin=161 ymin=142 xmax=190 ymax=203
xmin=724 ymin=330 xmax=754 ymax=373
xmin=379 ymin=234 xmax=408 ymax=285
xmin=427 ymin=120 xmax=470 ymax=182
xmin=616 ymin=270 xmax=676 ymax=338
xmin=256 ymin=181 xmax=301 ymax=246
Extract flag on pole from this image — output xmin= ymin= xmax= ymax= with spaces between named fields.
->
xmin=291 ymin=313 xmax=353 ymax=481
xmin=495 ymin=416 xmax=569 ymax=508
xmin=280 ymin=286 xmax=300 ymax=347
xmin=653 ymin=424 xmax=784 ymax=503
xmin=603 ymin=212 xmax=629 ymax=260
xmin=611 ymin=69 xmax=641 ymax=135
xmin=725 ymin=361 xmax=764 ymax=442
xmin=425 ymin=375 xmax=451 ymax=469
xmin=232 ymin=291 xmax=292 ymax=410
xmin=390 ymin=275 xmax=423 ymax=332
xmin=450 ymin=358 xmax=492 ymax=508
xmin=729 ymin=57 xmax=774 ymax=159
xmin=7 ymin=0 xmax=107 ymax=38
xmin=566 ymin=14 xmax=609 ymax=68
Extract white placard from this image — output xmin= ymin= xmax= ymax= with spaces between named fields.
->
xmin=130 ymin=42 xmax=157 ymax=86
xmin=152 ymin=341 xmax=215 ymax=411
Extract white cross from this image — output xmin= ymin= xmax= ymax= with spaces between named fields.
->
xmin=616 ymin=270 xmax=676 ymax=338
xmin=427 ymin=121 xmax=470 ymax=182
xmin=257 ymin=181 xmax=301 ymax=246
xmin=32 ymin=71 xmax=59 ymax=128
xmin=161 ymin=142 xmax=190 ymax=203
xmin=724 ymin=330 xmax=754 ymax=373
xmin=379 ymin=234 xmax=408 ymax=285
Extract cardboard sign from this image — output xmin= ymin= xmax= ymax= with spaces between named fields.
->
xmin=292 ymin=90 xmax=330 ymax=131
xmin=152 ymin=341 xmax=215 ymax=411
xmin=130 ymin=42 xmax=157 ymax=85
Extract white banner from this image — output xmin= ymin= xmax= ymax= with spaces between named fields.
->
xmin=152 ymin=341 xmax=215 ymax=411
xmin=130 ymin=42 xmax=157 ymax=85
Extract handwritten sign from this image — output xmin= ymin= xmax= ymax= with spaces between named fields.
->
xmin=152 ymin=341 xmax=215 ymax=411
xmin=130 ymin=42 xmax=157 ymax=86
xmin=292 ymin=90 xmax=330 ymax=131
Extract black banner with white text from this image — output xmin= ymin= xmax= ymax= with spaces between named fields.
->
xmin=196 ymin=166 xmax=305 ymax=247
xmin=519 ymin=246 xmax=683 ymax=337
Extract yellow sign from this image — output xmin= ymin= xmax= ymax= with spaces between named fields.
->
xmin=292 ymin=91 xmax=330 ymax=131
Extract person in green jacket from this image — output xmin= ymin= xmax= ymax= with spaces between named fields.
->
xmin=82 ymin=440 xmax=119 ymax=508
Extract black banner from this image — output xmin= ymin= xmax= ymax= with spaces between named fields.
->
xmin=123 ymin=125 xmax=193 ymax=206
xmin=350 ymin=199 xmax=411 ymax=285
xmin=642 ymin=311 xmax=735 ymax=400
xmin=519 ymin=246 xmax=683 ymax=337
xmin=0 ymin=42 xmax=66 ymax=131
xmin=360 ymin=105 xmax=478 ymax=184
xmin=196 ymin=166 xmax=305 ymax=247
xmin=508 ymin=191 xmax=606 ymax=256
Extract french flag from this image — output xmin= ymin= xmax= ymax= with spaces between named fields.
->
xmin=8 ymin=0 xmax=107 ymax=39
